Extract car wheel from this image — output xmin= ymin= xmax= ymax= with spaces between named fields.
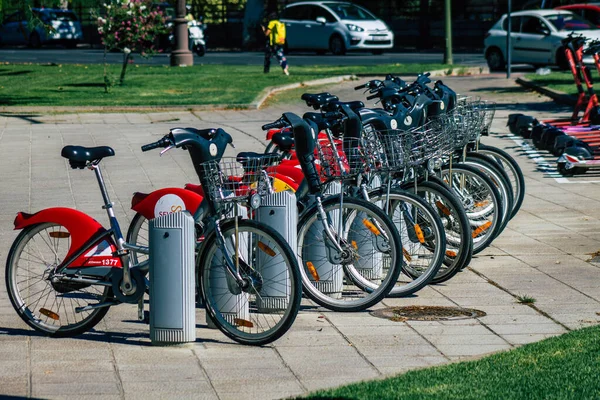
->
xmin=486 ymin=47 xmax=505 ymax=71
xmin=372 ymin=50 xmax=384 ymax=55
xmin=329 ymin=34 xmax=346 ymax=56
xmin=28 ymin=32 xmax=41 ymax=49
xmin=556 ymin=48 xmax=569 ymax=70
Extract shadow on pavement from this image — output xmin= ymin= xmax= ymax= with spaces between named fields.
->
xmin=0 ymin=113 xmax=45 ymax=124
xmin=0 ymin=325 xmax=230 ymax=346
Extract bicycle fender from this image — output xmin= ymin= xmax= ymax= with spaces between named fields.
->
xmin=13 ymin=207 xmax=122 ymax=269
xmin=131 ymin=187 xmax=203 ymax=220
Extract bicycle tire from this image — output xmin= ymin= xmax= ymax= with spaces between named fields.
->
xmin=297 ymin=195 xmax=402 ymax=312
xmin=463 ymin=155 xmax=513 ymax=235
xmin=198 ymin=218 xmax=301 ymax=346
xmin=477 ymin=144 xmax=526 ymax=220
xmin=440 ymin=164 xmax=503 ymax=254
xmin=368 ymin=187 xmax=446 ymax=295
xmin=126 ymin=212 xmax=149 ymax=266
xmin=401 ymin=179 xmax=473 ymax=282
xmin=6 ymin=223 xmax=112 ymax=337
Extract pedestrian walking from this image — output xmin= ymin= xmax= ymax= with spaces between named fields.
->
xmin=262 ymin=12 xmax=289 ymax=75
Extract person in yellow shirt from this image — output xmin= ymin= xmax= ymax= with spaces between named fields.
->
xmin=262 ymin=12 xmax=289 ymax=75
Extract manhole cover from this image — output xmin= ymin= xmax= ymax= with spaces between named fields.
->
xmin=371 ymin=306 xmax=487 ymax=322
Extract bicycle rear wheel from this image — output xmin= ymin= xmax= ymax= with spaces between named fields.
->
xmin=5 ymin=223 xmax=112 ymax=337
xmin=297 ymin=195 xmax=402 ymax=312
xmin=198 ymin=219 xmax=301 ymax=346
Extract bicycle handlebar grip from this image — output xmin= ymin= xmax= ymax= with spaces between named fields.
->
xmin=366 ymin=93 xmax=379 ymax=100
xmin=261 ymin=120 xmax=287 ymax=131
xmin=141 ymin=137 xmax=169 ymax=152
xmin=354 ymin=83 xmax=367 ymax=90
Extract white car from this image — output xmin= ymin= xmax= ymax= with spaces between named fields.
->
xmin=484 ymin=9 xmax=600 ymax=70
xmin=281 ymin=1 xmax=393 ymax=55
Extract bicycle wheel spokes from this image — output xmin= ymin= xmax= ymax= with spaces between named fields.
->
xmin=127 ymin=214 xmax=149 ymax=265
xmin=297 ymin=197 xmax=401 ymax=312
xmin=201 ymin=221 xmax=300 ymax=345
xmin=444 ymin=169 xmax=500 ymax=251
xmin=7 ymin=223 xmax=111 ymax=336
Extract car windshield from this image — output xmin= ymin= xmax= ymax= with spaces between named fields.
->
xmin=546 ymin=14 xmax=597 ymax=31
xmin=323 ymin=3 xmax=376 ymax=20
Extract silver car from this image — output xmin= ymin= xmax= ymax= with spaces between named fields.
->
xmin=281 ymin=1 xmax=394 ymax=55
xmin=0 ymin=8 xmax=83 ymax=48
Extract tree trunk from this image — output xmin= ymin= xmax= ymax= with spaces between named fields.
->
xmin=119 ymin=52 xmax=130 ymax=86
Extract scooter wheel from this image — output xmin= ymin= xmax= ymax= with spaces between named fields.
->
xmin=194 ymin=45 xmax=206 ymax=57
xmin=557 ymin=162 xmax=585 ymax=177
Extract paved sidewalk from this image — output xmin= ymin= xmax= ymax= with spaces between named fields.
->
xmin=1 ymin=74 xmax=599 ymax=400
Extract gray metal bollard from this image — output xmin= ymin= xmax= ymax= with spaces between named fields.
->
xmin=149 ymin=211 xmax=196 ymax=344
xmin=206 ymin=204 xmax=249 ymax=328
xmin=302 ymin=182 xmax=343 ymax=298
xmin=255 ymin=191 xmax=297 ymax=312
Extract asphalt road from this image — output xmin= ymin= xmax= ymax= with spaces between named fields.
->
xmin=0 ymin=48 xmax=485 ymax=66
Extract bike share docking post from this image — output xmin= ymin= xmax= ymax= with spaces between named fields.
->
xmin=206 ymin=203 xmax=250 ymax=328
xmin=349 ymin=181 xmax=383 ymax=280
xmin=303 ymin=182 xmax=343 ymax=298
xmin=256 ymin=191 xmax=297 ymax=312
xmin=149 ymin=211 xmax=196 ymax=344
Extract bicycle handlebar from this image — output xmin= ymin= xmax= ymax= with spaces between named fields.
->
xmin=261 ymin=119 xmax=288 ymax=131
xmin=141 ymin=136 xmax=171 ymax=152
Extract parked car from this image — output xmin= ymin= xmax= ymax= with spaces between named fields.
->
xmin=280 ymin=1 xmax=393 ymax=55
xmin=484 ymin=9 xmax=600 ymax=70
xmin=0 ymin=8 xmax=83 ymax=48
xmin=556 ymin=4 xmax=600 ymax=28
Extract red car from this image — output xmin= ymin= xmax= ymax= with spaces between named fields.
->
xmin=556 ymin=4 xmax=600 ymax=28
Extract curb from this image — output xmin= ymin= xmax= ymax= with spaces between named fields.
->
xmin=0 ymin=104 xmax=253 ymax=114
xmin=251 ymin=75 xmax=354 ymax=109
xmin=352 ymin=65 xmax=489 ymax=78
xmin=515 ymin=77 xmax=576 ymax=106
xmin=428 ymin=65 xmax=489 ymax=77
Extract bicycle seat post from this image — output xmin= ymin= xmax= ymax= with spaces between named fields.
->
xmin=90 ymin=162 xmax=133 ymax=291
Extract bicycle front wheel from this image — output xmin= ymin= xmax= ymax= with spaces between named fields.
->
xmin=198 ymin=219 xmax=301 ymax=346
xmin=6 ymin=223 xmax=112 ymax=337
xmin=368 ymin=188 xmax=446 ymax=296
xmin=297 ymin=195 xmax=402 ymax=312
xmin=477 ymin=144 xmax=526 ymax=220
xmin=440 ymin=164 xmax=503 ymax=254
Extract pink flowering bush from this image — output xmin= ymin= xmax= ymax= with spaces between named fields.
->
xmin=94 ymin=0 xmax=167 ymax=89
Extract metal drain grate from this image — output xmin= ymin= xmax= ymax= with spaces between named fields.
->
xmin=371 ymin=306 xmax=487 ymax=322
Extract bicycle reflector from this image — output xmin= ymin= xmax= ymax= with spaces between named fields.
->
xmin=472 ymin=221 xmax=492 ymax=238
xmin=402 ymin=248 xmax=412 ymax=262
xmin=306 ymin=262 xmax=320 ymax=281
xmin=258 ymin=241 xmax=276 ymax=257
xmin=362 ymin=219 xmax=381 ymax=236
xmin=234 ymin=318 xmax=254 ymax=328
xmin=49 ymin=231 xmax=70 ymax=238
xmin=414 ymin=224 xmax=425 ymax=243
xmin=40 ymin=308 xmax=60 ymax=320
xmin=436 ymin=201 xmax=452 ymax=216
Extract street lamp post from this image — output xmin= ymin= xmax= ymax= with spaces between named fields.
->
xmin=444 ymin=0 xmax=453 ymax=65
xmin=170 ymin=0 xmax=193 ymax=66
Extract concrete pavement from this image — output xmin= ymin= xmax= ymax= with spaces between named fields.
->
xmin=1 ymin=74 xmax=599 ymax=399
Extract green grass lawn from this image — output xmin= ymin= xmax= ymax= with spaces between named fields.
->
xmin=525 ymin=70 xmax=600 ymax=96
xmin=303 ymin=325 xmax=600 ymax=400
xmin=0 ymin=62 xmax=455 ymax=107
